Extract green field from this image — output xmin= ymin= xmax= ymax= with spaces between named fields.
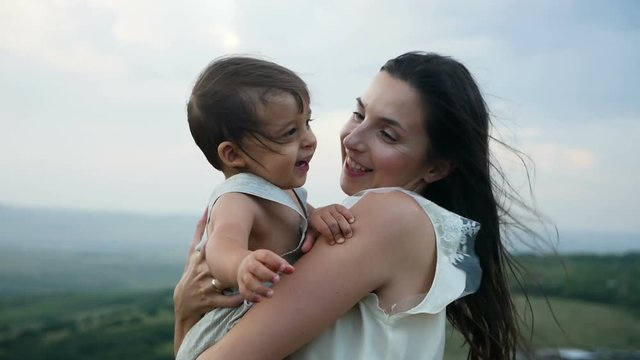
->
xmin=0 ymin=252 xmax=638 ymax=359
xmin=0 ymin=290 xmax=175 ymax=360
xmin=0 ymin=291 xmax=638 ymax=360
xmin=445 ymin=296 xmax=640 ymax=359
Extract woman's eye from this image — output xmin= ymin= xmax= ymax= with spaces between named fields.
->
xmin=352 ymin=111 xmax=364 ymax=122
xmin=379 ymin=130 xmax=397 ymax=142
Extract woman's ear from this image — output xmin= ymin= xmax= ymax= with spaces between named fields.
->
xmin=217 ymin=141 xmax=246 ymax=169
xmin=423 ymin=158 xmax=454 ymax=184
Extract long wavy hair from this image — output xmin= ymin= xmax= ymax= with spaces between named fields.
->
xmin=382 ymin=52 xmax=542 ymax=359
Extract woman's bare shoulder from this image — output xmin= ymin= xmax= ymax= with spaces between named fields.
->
xmin=350 ymin=190 xmax=430 ymax=224
xmin=348 ymin=190 xmax=434 ymax=245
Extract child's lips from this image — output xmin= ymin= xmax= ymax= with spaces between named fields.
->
xmin=295 ymin=160 xmax=310 ymax=172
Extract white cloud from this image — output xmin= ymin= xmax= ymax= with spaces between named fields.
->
xmin=209 ymin=25 xmax=240 ymax=52
xmin=0 ymin=0 xmax=125 ymax=75
xmin=1 ymin=0 xmax=638 ymax=234
xmin=490 ymin=117 xmax=639 ymax=232
xmin=520 ymin=143 xmax=596 ymax=173
xmin=563 ymin=148 xmax=595 ymax=171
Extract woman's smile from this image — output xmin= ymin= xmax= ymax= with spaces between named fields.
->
xmin=344 ymin=156 xmax=372 ymax=174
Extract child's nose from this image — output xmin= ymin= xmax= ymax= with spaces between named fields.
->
xmin=302 ymin=128 xmax=317 ymax=149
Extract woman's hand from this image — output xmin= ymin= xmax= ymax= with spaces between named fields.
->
xmin=173 ymin=209 xmax=243 ymax=355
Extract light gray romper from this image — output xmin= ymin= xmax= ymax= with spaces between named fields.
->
xmin=176 ymin=173 xmax=308 ymax=360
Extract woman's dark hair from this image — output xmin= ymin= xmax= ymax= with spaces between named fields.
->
xmin=188 ymin=56 xmax=310 ymax=170
xmin=382 ymin=52 xmax=540 ymax=359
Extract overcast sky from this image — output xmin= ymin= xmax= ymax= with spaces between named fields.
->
xmin=1 ymin=0 xmax=639 ymax=234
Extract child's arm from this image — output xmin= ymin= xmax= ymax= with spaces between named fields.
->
xmin=206 ymin=193 xmax=293 ymax=302
xmin=174 ymin=209 xmax=243 ymax=355
xmin=302 ymin=203 xmax=355 ymax=252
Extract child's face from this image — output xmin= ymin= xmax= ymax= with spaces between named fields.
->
xmin=241 ymin=93 xmax=316 ymax=189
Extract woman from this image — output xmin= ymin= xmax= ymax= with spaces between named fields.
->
xmin=175 ymin=52 xmax=534 ymax=359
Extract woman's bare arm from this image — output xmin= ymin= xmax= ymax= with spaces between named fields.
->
xmin=198 ymin=191 xmax=435 ymax=360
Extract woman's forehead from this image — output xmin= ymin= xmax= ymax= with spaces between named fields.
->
xmin=360 ymin=72 xmax=426 ymax=131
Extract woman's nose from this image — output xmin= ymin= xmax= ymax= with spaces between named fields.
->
xmin=341 ymin=124 xmax=365 ymax=152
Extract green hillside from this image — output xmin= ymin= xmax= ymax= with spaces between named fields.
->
xmin=0 ymin=290 xmax=174 ymax=360
xmin=513 ymin=253 xmax=640 ymax=311
xmin=445 ymin=296 xmax=640 ymax=359
xmin=0 ymin=251 xmax=638 ymax=359
xmin=0 ymin=291 xmax=638 ymax=360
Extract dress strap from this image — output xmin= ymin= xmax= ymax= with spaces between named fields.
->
xmin=197 ymin=173 xmax=309 ymax=262
xmin=208 ymin=173 xmax=307 ymax=219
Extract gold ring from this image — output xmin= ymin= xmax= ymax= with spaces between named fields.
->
xmin=211 ymin=278 xmax=223 ymax=293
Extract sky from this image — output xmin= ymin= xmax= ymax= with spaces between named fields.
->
xmin=1 ymin=0 xmax=639 ymax=234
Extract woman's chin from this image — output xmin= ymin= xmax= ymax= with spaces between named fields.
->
xmin=340 ymin=178 xmax=364 ymax=196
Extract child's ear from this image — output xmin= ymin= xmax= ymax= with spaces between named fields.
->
xmin=422 ymin=158 xmax=454 ymax=184
xmin=217 ymin=141 xmax=246 ymax=169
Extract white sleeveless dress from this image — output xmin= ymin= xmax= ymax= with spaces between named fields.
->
xmin=289 ymin=188 xmax=482 ymax=360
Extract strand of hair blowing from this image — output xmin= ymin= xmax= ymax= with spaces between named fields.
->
xmin=382 ymin=52 xmax=530 ymax=359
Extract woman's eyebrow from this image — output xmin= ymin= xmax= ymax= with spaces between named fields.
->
xmin=380 ymin=117 xmax=407 ymax=132
xmin=357 ymin=97 xmax=407 ymax=132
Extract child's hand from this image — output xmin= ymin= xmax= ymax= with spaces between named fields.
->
xmin=303 ymin=204 xmax=355 ymax=252
xmin=237 ymin=249 xmax=294 ymax=302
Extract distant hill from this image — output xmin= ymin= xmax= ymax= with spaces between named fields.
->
xmin=1 ymin=203 xmax=638 ymax=255
xmin=543 ymin=230 xmax=640 ymax=254
xmin=0 ymin=204 xmax=197 ymax=256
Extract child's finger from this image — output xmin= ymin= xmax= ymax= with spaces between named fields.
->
xmin=253 ymin=249 xmax=294 ymax=274
xmin=239 ymin=273 xmax=273 ymax=299
xmin=330 ymin=205 xmax=355 ymax=240
xmin=332 ymin=211 xmax=353 ymax=240
xmin=249 ymin=261 xmax=281 ymax=284
xmin=250 ymin=281 xmax=273 ymax=299
xmin=301 ymin=229 xmax=319 ymax=253
xmin=333 ymin=204 xmax=355 ymax=225
xmin=321 ymin=211 xmax=343 ymax=242
xmin=238 ymin=282 xmax=262 ymax=303
xmin=312 ymin=220 xmax=336 ymax=245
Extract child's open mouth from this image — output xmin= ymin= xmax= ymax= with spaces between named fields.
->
xmin=295 ymin=160 xmax=310 ymax=172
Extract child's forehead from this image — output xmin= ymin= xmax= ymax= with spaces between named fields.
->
xmin=254 ymin=88 xmax=304 ymax=106
xmin=254 ymin=92 xmax=310 ymax=125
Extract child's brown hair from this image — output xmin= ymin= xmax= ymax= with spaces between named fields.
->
xmin=188 ymin=56 xmax=310 ymax=170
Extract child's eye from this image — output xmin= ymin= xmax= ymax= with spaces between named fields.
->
xmin=352 ymin=112 xmax=364 ymax=122
xmin=306 ymin=118 xmax=314 ymax=128
xmin=283 ymin=127 xmax=297 ymax=138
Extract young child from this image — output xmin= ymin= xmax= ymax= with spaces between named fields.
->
xmin=175 ymin=56 xmax=353 ymax=360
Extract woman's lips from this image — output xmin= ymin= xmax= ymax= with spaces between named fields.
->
xmin=344 ymin=157 xmax=372 ymax=177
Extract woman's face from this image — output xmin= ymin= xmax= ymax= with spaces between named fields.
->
xmin=339 ymin=71 xmax=432 ymax=195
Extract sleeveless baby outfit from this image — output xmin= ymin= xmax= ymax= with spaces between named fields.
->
xmin=289 ymin=188 xmax=481 ymax=360
xmin=176 ymin=173 xmax=308 ymax=360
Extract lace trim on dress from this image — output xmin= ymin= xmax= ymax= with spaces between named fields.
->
xmin=436 ymin=216 xmax=480 ymax=265
xmin=344 ymin=187 xmax=482 ymax=317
